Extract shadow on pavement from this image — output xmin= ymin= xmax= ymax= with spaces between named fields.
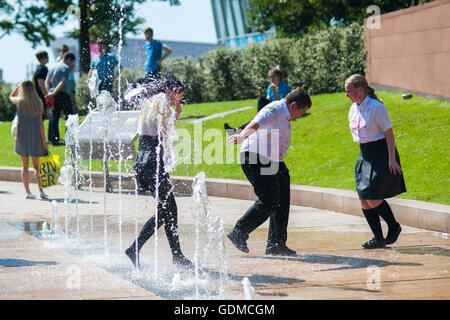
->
xmin=389 ymin=246 xmax=450 ymax=257
xmin=0 ymin=258 xmax=57 ymax=267
xmin=200 ymin=266 xmax=305 ymax=287
xmin=44 ymin=198 xmax=99 ymax=204
xmin=244 ymin=253 xmax=422 ymax=271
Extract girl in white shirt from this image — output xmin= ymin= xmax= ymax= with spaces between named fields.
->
xmin=345 ymin=74 xmax=405 ymax=249
xmin=125 ymin=77 xmax=193 ymax=270
xmin=226 ymin=87 xmax=311 ymax=256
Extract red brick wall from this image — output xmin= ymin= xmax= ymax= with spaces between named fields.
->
xmin=364 ymin=0 xmax=450 ymax=99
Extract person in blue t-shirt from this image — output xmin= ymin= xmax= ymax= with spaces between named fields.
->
xmin=264 ymin=67 xmax=291 ymax=103
xmin=225 ymin=66 xmax=291 ymax=134
xmin=87 ymin=39 xmax=120 ymax=93
xmin=143 ymin=27 xmax=172 ymax=83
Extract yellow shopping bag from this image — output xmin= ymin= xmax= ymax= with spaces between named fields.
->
xmin=39 ymin=152 xmax=61 ymax=188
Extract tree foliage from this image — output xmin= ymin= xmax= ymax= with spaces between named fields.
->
xmin=0 ymin=0 xmax=67 ymax=45
xmin=247 ymin=0 xmax=436 ymax=37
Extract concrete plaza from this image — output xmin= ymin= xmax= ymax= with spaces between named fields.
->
xmin=0 ymin=180 xmax=449 ymax=300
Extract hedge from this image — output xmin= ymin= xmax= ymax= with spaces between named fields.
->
xmin=0 ymin=23 xmax=364 ymax=120
xmin=164 ymin=22 xmax=365 ymax=103
xmin=0 ymin=83 xmax=15 ymax=121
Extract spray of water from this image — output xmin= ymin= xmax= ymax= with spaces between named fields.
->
xmin=242 ymin=277 xmax=255 ymax=300
xmin=116 ymin=0 xmax=125 ymax=254
xmin=37 ymin=34 xmax=234 ymax=298
xmin=96 ymin=90 xmax=118 ymax=254
xmin=86 ymin=101 xmax=95 ymax=234
xmin=58 ymin=165 xmax=73 ymax=237
xmin=64 ymin=114 xmax=84 ymax=235
xmin=50 ymin=200 xmax=62 ymax=234
xmin=192 ymin=171 xmax=229 ymax=298
xmin=88 ymin=69 xmax=100 ymax=98
xmin=141 ymin=93 xmax=178 ymax=172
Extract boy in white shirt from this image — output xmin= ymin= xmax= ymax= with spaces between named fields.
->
xmin=226 ymin=87 xmax=311 ymax=256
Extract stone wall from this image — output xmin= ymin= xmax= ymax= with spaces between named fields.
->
xmin=364 ymin=0 xmax=450 ymax=100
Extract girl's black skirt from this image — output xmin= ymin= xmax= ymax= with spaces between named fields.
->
xmin=134 ymin=135 xmax=171 ymax=194
xmin=355 ymin=138 xmax=406 ymax=200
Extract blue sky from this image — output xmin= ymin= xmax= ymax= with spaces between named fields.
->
xmin=0 ymin=0 xmax=217 ymax=83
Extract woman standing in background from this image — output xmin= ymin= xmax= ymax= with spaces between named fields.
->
xmin=10 ymin=81 xmax=48 ymax=199
xmin=225 ymin=66 xmax=291 ymax=134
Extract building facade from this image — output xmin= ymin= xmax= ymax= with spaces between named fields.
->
xmin=364 ymin=0 xmax=450 ymax=100
xmin=210 ymin=0 xmax=273 ymax=48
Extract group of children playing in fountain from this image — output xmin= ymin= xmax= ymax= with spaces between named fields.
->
xmin=10 ymin=26 xmax=405 ymax=270
xmin=124 ymin=65 xmax=405 ymax=269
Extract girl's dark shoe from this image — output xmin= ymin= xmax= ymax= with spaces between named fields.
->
xmin=173 ymin=255 xmax=194 ymax=269
xmin=362 ymin=237 xmax=386 ymax=249
xmin=125 ymin=246 xmax=142 ymax=270
xmin=385 ymin=223 xmax=402 ymax=245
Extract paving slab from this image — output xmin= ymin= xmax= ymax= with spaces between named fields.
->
xmin=0 ymin=180 xmax=449 ymax=300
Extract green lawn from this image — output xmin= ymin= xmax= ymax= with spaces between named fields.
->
xmin=1 ymin=91 xmax=449 ymax=204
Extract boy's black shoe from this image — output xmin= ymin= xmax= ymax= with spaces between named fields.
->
xmin=362 ymin=237 xmax=386 ymax=249
xmin=385 ymin=223 xmax=402 ymax=245
xmin=265 ymin=244 xmax=297 ymax=256
xmin=227 ymin=231 xmax=249 ymax=253
xmin=224 ymin=123 xmax=236 ymax=136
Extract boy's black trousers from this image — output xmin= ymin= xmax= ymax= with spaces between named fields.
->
xmin=232 ymin=152 xmax=291 ymax=247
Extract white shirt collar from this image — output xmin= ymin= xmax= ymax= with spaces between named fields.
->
xmin=357 ymin=95 xmax=370 ymax=109
xmin=281 ymin=99 xmax=290 ymax=120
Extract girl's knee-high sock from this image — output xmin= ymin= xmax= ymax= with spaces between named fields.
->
xmin=362 ymin=207 xmax=384 ymax=239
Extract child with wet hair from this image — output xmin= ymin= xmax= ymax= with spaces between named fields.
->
xmin=125 ymin=76 xmax=192 ymax=270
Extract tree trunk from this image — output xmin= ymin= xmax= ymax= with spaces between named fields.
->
xmin=79 ymin=0 xmax=90 ymax=74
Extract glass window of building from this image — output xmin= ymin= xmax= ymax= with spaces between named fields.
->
xmin=223 ymin=0 xmax=237 ymax=37
xmin=211 ymin=0 xmax=228 ymax=40
xmin=211 ymin=0 xmax=267 ymax=48
xmin=231 ymin=0 xmax=244 ymax=36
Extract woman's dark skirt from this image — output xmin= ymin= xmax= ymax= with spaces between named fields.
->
xmin=355 ymin=138 xmax=406 ymax=200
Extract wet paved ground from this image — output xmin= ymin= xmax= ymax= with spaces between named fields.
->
xmin=0 ymin=180 xmax=449 ymax=300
